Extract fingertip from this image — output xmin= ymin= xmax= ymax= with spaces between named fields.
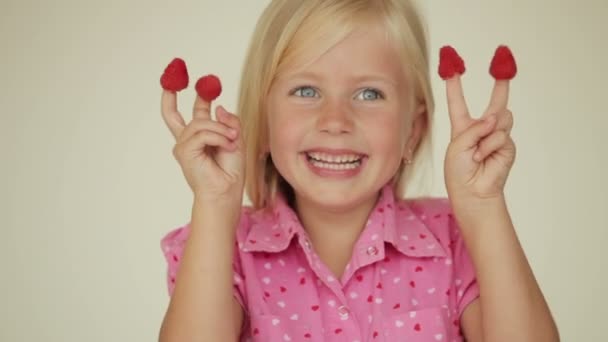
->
xmin=215 ymin=105 xmax=227 ymax=121
xmin=473 ymin=150 xmax=483 ymax=162
xmin=485 ymin=113 xmax=498 ymax=124
xmin=217 ymin=105 xmax=228 ymax=116
xmin=217 ymin=106 xmax=238 ymax=124
xmin=479 ymin=116 xmax=495 ymax=133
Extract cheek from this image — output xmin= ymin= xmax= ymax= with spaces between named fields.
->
xmin=366 ymin=113 xmax=407 ymax=153
xmin=267 ymin=106 xmax=304 ymax=153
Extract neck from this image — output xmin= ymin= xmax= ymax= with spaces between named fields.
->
xmin=293 ymin=191 xmax=381 ymax=275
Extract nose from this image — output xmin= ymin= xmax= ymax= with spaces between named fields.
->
xmin=315 ymin=99 xmax=354 ymax=135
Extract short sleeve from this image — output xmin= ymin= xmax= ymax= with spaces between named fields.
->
xmin=449 ymin=215 xmax=480 ymax=318
xmin=160 ymin=221 xmax=247 ymax=312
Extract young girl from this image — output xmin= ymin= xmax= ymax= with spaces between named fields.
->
xmin=158 ymin=1 xmax=558 ymax=341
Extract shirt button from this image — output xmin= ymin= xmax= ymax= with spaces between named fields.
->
xmin=338 ymin=305 xmax=350 ymax=318
xmin=366 ymin=245 xmax=378 ymax=256
xmin=304 ymin=239 xmax=311 ymax=250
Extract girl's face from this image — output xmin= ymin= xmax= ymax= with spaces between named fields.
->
xmin=266 ymin=27 xmax=423 ymax=211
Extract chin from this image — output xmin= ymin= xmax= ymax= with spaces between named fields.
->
xmin=291 ymin=180 xmax=382 ymax=213
xmin=275 ymin=152 xmax=398 ymax=212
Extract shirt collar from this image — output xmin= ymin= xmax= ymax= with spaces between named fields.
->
xmin=241 ymin=193 xmax=301 ymax=253
xmin=241 ymin=185 xmax=446 ymax=258
xmin=375 ymin=185 xmax=447 ymax=258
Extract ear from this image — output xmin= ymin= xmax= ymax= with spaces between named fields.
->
xmin=259 ymin=135 xmax=270 ymax=158
xmin=403 ymin=103 xmax=427 ymax=159
xmin=259 ymin=149 xmax=270 ymax=161
xmin=261 ymin=143 xmax=270 ymax=157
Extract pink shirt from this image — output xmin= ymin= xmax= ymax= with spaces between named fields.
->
xmin=161 ymin=184 xmax=479 ymax=341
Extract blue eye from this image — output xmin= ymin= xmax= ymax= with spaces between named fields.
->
xmin=292 ymin=86 xmax=319 ymax=98
xmin=356 ymin=88 xmax=384 ymax=101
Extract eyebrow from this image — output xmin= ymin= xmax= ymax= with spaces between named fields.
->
xmin=281 ymin=71 xmax=399 ymax=87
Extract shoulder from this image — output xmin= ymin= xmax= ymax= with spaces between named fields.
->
xmin=160 ymin=206 xmax=258 ymax=296
xmin=161 ymin=205 xmax=257 ymax=250
xmin=400 ymin=196 xmax=453 ymax=218
xmin=395 ymin=196 xmax=461 ymax=246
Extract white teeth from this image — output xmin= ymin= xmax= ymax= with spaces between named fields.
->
xmin=307 ymin=152 xmax=362 ymax=163
xmin=309 ymin=159 xmax=361 ymax=170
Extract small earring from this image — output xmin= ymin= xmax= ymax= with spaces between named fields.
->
xmin=404 ymin=148 xmax=413 ymax=165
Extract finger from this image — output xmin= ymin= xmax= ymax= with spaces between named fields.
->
xmin=174 ymin=130 xmax=237 ymax=162
xmin=493 ymin=109 xmax=513 ymax=134
xmin=192 ymin=94 xmax=211 ymax=121
xmin=161 ymin=90 xmax=186 ymax=139
xmin=216 ymin=106 xmax=241 ymax=130
xmin=485 ymin=80 xmax=510 ymax=115
xmin=216 ymin=106 xmax=244 ymax=151
xmin=454 ymin=114 xmax=497 ymax=151
xmin=487 ymin=45 xmax=516 ymax=113
xmin=184 ymin=130 xmax=237 ymax=154
xmin=177 ymin=119 xmax=238 ymax=145
xmin=473 ymin=130 xmax=510 ymax=162
xmin=446 ymin=75 xmax=472 ymax=137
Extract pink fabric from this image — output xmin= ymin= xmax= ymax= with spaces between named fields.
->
xmin=161 ymin=185 xmax=479 ymax=341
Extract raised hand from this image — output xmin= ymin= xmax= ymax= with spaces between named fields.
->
xmin=441 ymin=46 xmax=517 ymax=204
xmin=160 ymin=59 xmax=245 ymax=203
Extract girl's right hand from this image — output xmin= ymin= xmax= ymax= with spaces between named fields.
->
xmin=161 ymin=89 xmax=245 ymax=204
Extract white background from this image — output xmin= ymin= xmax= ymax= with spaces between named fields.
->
xmin=2 ymin=0 xmax=607 ymax=340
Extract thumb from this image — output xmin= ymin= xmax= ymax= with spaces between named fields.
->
xmin=454 ymin=115 xmax=497 ymax=151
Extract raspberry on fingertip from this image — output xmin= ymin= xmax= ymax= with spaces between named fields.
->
xmin=196 ymin=75 xmax=222 ymax=102
xmin=489 ymin=45 xmax=517 ymax=80
xmin=438 ymin=46 xmax=466 ymax=80
xmin=160 ymin=58 xmax=189 ymax=92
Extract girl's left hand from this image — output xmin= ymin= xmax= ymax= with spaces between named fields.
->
xmin=443 ymin=76 xmax=516 ymax=205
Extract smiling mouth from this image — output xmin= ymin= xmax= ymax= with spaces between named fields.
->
xmin=304 ymin=151 xmax=366 ymax=170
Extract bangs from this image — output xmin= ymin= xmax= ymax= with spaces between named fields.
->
xmin=274 ymin=2 xmax=393 ymax=79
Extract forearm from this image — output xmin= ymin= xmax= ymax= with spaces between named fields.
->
xmin=454 ymin=198 xmax=559 ymax=342
xmin=159 ymin=200 xmax=241 ymax=342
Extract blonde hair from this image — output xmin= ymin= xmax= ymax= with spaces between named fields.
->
xmin=237 ymin=0 xmax=435 ymax=210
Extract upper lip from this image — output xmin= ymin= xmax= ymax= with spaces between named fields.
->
xmin=303 ymin=148 xmax=367 ymax=156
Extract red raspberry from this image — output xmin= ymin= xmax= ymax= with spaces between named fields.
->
xmin=489 ymin=45 xmax=517 ymax=80
xmin=160 ymin=58 xmax=189 ymax=92
xmin=438 ymin=46 xmax=466 ymax=80
xmin=195 ymin=75 xmax=222 ymax=102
